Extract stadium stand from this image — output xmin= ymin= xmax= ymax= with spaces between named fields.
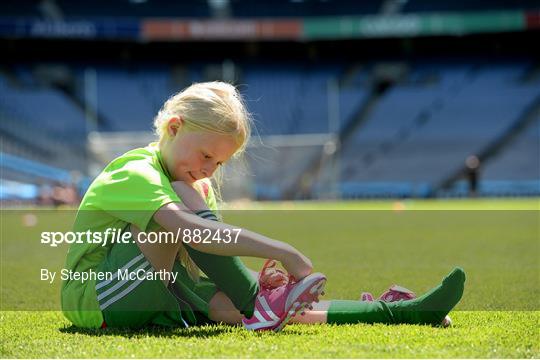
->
xmin=1 ymin=1 xmax=539 ymax=201
xmin=482 ymin=117 xmax=539 ymax=182
xmin=339 ymin=61 xmax=540 ymax=198
xmin=0 ymin=70 xmax=88 ymax=197
xmin=0 ymin=73 xmax=87 ymax=141
xmin=89 ymin=66 xmax=171 ymax=131
xmin=241 ymin=63 xmax=366 ymax=135
xmin=1 ymin=59 xmax=538 ymax=200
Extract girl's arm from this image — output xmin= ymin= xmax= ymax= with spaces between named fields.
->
xmin=170 ymin=181 xmax=215 ymax=214
xmin=168 ymin=181 xmax=284 ymax=284
xmin=152 ymin=184 xmax=313 ymax=280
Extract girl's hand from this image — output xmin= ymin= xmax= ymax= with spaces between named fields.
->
xmin=281 ymin=252 xmax=313 ymax=281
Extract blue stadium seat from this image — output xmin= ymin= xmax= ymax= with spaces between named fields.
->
xmin=91 ymin=66 xmax=171 ymax=131
xmin=2 ymin=60 xmax=537 ymax=199
xmin=241 ymin=63 xmax=365 ymax=135
xmin=482 ymin=117 xmax=539 ymax=181
xmin=340 ymin=61 xmax=540 ymax=198
xmin=0 ymin=80 xmax=87 ymax=142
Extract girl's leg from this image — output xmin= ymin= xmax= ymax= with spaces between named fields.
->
xmin=207 ymin=294 xmax=329 ymax=325
xmin=168 ymin=182 xmax=465 ymax=327
xmin=181 ymin=245 xmax=258 ymax=318
xmin=208 ymin=291 xmax=243 ymax=325
xmin=247 ymin=267 xmax=464 ymax=326
xmin=297 ymin=267 xmax=465 ymax=326
xmin=290 ymin=301 xmax=330 ymax=324
xmin=133 ymin=182 xmax=258 ymax=320
xmin=135 ymin=228 xmax=256 ymax=319
xmin=132 ymin=223 xmax=183 ymax=282
xmin=130 ymin=183 xmax=216 ymax=286
xmin=207 ymin=270 xmax=325 ymax=325
xmin=207 ymin=294 xmax=441 ymax=326
xmin=209 ymin=267 xmax=464 ymax=326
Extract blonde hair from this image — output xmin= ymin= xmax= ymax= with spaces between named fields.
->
xmin=154 ymin=81 xmax=251 ymax=153
xmin=154 ymin=81 xmax=252 ymax=281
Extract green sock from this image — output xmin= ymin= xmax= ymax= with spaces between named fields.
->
xmin=327 ymin=300 xmax=395 ymax=324
xmin=327 ymin=267 xmax=465 ymax=326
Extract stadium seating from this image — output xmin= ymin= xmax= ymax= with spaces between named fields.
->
xmin=482 ymin=117 xmax=539 ymax=181
xmin=446 ymin=115 xmax=540 ymax=197
xmin=241 ymin=63 xmax=367 ymax=135
xmin=87 ymin=66 xmax=171 ymax=132
xmin=0 ymin=75 xmax=87 ymax=142
xmin=1 ymin=60 xmax=538 ymax=200
xmin=339 ymin=61 xmax=540 ymax=198
xmin=0 ymin=72 xmax=88 ymax=179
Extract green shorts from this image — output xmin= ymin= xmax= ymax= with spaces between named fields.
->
xmin=95 ymin=240 xmax=218 ymax=329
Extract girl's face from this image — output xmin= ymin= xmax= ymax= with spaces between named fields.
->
xmin=162 ymin=118 xmax=240 ymax=184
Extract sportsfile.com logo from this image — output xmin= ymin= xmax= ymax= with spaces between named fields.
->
xmin=40 ymin=227 xmax=242 ymax=247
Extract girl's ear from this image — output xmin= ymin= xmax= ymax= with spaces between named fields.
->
xmin=166 ymin=117 xmax=184 ymax=137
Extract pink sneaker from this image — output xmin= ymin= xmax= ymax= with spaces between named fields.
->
xmin=379 ymin=285 xmax=417 ymax=302
xmin=360 ymin=292 xmax=375 ymax=301
xmin=242 ymin=271 xmax=327 ymax=331
xmin=361 ymin=284 xmax=416 ymax=302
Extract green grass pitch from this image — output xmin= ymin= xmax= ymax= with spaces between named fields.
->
xmin=1 ymin=198 xmax=539 ymax=358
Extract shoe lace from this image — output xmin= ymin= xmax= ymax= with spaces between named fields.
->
xmin=258 ymin=259 xmax=295 ymax=290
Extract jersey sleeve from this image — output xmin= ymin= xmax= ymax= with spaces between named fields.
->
xmin=89 ymin=158 xmax=181 ymax=232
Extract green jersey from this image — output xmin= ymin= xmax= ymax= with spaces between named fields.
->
xmin=61 ymin=142 xmax=218 ymax=328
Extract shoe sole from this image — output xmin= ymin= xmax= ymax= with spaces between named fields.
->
xmin=273 ymin=273 xmax=327 ymax=332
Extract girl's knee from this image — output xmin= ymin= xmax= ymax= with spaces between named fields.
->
xmin=208 ymin=291 xmax=243 ymax=325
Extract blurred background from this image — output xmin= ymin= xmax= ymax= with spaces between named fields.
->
xmin=0 ymin=0 xmax=538 ymax=205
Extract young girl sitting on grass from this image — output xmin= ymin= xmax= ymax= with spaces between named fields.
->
xmin=61 ymin=81 xmax=465 ymax=331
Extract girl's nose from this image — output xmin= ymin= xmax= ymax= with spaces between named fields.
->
xmin=201 ymin=163 xmax=216 ymax=177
